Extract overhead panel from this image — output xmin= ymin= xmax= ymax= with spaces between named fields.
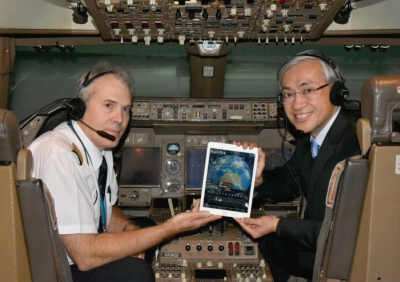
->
xmin=87 ymin=0 xmax=347 ymax=45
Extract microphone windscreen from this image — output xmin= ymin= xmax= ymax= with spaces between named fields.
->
xmin=96 ymin=130 xmax=116 ymax=141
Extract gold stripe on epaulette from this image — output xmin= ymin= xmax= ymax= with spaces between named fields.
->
xmin=72 ymin=142 xmax=83 ymax=165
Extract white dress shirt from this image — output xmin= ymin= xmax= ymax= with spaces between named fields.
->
xmin=29 ymin=120 xmax=118 ymax=264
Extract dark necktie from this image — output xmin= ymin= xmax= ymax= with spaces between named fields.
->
xmin=310 ymin=137 xmax=320 ymax=158
xmin=98 ymin=156 xmax=107 ymax=232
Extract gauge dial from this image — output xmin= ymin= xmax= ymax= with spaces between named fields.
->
xmin=167 ymin=143 xmax=180 ymax=155
xmin=166 ymin=178 xmax=181 ymax=193
xmin=165 ymin=159 xmax=181 ymax=174
xmin=129 ymin=191 xmax=140 ymax=200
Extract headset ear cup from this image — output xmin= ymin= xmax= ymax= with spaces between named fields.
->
xmin=67 ymin=98 xmax=86 ymax=120
xmin=330 ymin=81 xmax=349 ymax=106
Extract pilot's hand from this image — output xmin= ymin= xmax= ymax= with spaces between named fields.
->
xmin=232 ymin=141 xmax=266 ymax=186
xmin=233 ymin=216 xmax=280 ymax=239
xmin=168 ymin=200 xmax=221 ymax=233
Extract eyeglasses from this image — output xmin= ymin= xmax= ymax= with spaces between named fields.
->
xmin=278 ymin=83 xmax=330 ymax=105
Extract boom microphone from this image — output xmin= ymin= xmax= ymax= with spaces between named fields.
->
xmin=69 ymin=112 xmax=116 ymax=142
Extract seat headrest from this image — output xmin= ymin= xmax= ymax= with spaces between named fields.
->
xmin=361 ymin=75 xmax=400 ymax=143
xmin=0 ymin=109 xmax=23 ymax=163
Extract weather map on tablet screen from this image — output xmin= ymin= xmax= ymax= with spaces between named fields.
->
xmin=200 ymin=142 xmax=258 ymax=218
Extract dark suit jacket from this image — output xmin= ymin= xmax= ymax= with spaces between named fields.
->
xmin=255 ymin=107 xmax=361 ymax=250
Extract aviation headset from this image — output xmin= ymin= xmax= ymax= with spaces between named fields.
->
xmin=66 ymin=71 xmax=113 ymax=120
xmin=277 ymin=50 xmax=349 ymax=117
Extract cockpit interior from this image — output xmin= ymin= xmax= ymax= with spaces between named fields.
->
xmin=1 ymin=0 xmax=400 ymax=281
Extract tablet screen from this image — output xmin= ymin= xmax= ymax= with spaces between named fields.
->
xmin=200 ymin=142 xmax=258 ymax=218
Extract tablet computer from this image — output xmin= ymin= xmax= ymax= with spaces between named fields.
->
xmin=199 ymin=142 xmax=258 ymax=218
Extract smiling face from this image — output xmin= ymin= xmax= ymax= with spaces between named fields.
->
xmin=80 ymin=74 xmax=132 ymax=151
xmin=281 ymin=59 xmax=339 ymax=137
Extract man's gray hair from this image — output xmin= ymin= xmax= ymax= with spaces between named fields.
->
xmin=75 ymin=61 xmax=134 ymax=103
xmin=277 ymin=51 xmax=345 ymax=91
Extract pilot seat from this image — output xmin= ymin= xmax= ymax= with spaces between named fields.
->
xmin=312 ymin=75 xmax=400 ymax=281
xmin=0 ymin=108 xmax=72 ymax=282
xmin=0 ymin=108 xmax=32 ymax=281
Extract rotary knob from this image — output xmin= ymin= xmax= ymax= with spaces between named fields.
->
xmin=129 ymin=191 xmax=140 ymax=200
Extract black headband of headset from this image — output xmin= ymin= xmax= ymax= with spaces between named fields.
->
xmin=75 ymin=70 xmax=114 ymax=97
xmin=82 ymin=71 xmax=114 ymax=88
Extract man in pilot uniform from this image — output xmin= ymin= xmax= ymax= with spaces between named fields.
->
xmin=29 ymin=61 xmax=221 ymax=282
xmin=234 ymin=50 xmax=361 ymax=281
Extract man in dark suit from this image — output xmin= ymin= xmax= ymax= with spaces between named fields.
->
xmin=234 ymin=50 xmax=361 ymax=281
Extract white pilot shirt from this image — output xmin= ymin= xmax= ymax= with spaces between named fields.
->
xmin=29 ymin=120 xmax=118 ymax=264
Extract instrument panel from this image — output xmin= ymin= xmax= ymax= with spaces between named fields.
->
xmin=118 ymin=97 xmax=283 ymax=203
xmin=134 ymin=101 xmax=254 ymax=121
xmin=154 ymin=221 xmax=273 ymax=281
xmin=88 ymin=0 xmax=347 ymax=44
xmin=131 ymin=98 xmax=275 ymax=122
